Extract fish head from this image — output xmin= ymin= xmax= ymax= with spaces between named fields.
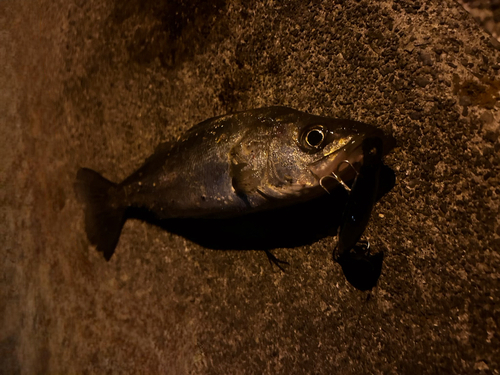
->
xmin=230 ymin=107 xmax=395 ymax=202
xmin=303 ymin=118 xmax=392 ymax=187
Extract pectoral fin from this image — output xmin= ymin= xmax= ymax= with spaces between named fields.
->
xmin=230 ymin=158 xmax=261 ymax=196
xmin=229 ymin=131 xmax=267 ymax=197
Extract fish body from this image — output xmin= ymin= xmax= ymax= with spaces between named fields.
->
xmin=75 ymin=106 xmax=391 ymax=259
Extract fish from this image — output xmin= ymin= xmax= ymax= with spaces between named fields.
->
xmin=75 ymin=106 xmax=393 ymax=260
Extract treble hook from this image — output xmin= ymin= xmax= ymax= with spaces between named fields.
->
xmin=333 ymin=239 xmax=371 ymax=261
xmin=319 ymin=174 xmax=337 ymax=194
xmin=318 ymin=160 xmax=360 ymax=194
xmin=319 ymin=172 xmax=352 ymax=193
xmin=338 ymin=160 xmax=359 ymax=177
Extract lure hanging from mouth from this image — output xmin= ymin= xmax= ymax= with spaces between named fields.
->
xmin=335 ymin=136 xmax=384 ymax=258
xmin=333 ymin=136 xmax=389 ymax=290
xmin=75 ymin=107 xmax=394 ymax=260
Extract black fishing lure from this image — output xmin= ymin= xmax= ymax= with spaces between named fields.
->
xmin=333 ymin=137 xmax=390 ymax=290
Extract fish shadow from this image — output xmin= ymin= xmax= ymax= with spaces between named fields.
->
xmin=128 ymin=165 xmax=395 ymax=290
xmin=128 ymin=185 xmax=349 ymax=251
xmin=337 ymin=250 xmax=384 ymax=291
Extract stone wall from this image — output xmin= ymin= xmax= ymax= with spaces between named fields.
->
xmin=1 ymin=0 xmax=499 ymax=373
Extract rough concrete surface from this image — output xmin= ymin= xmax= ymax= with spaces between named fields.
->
xmin=1 ymin=0 xmax=500 ymax=374
xmin=459 ymin=0 xmax=500 ymax=41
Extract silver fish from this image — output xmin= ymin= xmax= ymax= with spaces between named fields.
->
xmin=75 ymin=106 xmax=392 ymax=260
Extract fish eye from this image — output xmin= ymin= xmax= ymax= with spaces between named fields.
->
xmin=305 ymin=127 xmax=325 ymax=148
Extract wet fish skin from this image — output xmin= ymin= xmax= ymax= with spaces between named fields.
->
xmin=75 ymin=106 xmax=389 ymax=260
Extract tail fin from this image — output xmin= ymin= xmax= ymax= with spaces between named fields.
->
xmin=74 ymin=168 xmax=126 ymax=260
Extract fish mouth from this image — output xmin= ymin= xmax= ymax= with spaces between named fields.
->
xmin=308 ymin=126 xmax=394 ymax=189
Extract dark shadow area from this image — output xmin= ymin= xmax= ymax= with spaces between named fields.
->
xmin=128 ymin=184 xmax=349 ymax=251
xmin=336 ymin=245 xmax=384 ymax=291
xmin=126 ymin=164 xmax=396 ymax=288
xmin=110 ymin=0 xmax=228 ymax=68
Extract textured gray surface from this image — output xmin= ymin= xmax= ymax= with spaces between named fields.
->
xmin=1 ymin=0 xmax=500 ymax=374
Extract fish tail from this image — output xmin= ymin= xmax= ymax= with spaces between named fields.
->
xmin=74 ymin=168 xmax=126 ymax=260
